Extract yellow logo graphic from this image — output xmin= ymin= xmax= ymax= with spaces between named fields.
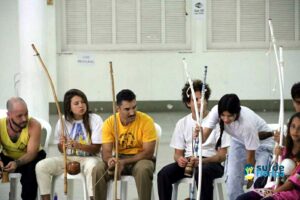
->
xmin=244 ymin=164 xmax=255 ymax=181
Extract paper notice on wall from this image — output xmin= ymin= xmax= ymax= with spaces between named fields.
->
xmin=77 ymin=54 xmax=95 ymax=65
xmin=193 ymin=0 xmax=205 ymax=20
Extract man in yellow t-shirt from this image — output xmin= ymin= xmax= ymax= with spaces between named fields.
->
xmin=0 ymin=97 xmax=46 ymax=200
xmin=101 ymin=89 xmax=157 ymax=200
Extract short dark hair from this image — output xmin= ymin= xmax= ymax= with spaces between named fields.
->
xmin=291 ymin=82 xmax=300 ymax=100
xmin=6 ymin=97 xmax=26 ymax=111
xmin=116 ymin=89 xmax=136 ymax=106
xmin=181 ymin=79 xmax=211 ymax=108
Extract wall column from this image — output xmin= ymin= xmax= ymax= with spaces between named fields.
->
xmin=18 ymin=0 xmax=49 ymax=120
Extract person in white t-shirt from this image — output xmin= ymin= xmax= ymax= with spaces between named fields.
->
xmin=202 ymin=93 xmax=274 ymax=200
xmin=157 ymin=80 xmax=231 ymax=200
xmin=291 ymin=82 xmax=300 ymax=112
xmin=35 ymin=89 xmax=106 ymax=200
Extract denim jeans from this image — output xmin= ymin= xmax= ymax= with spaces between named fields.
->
xmin=226 ymin=138 xmax=273 ymax=200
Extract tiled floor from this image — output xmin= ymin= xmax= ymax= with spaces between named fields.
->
xmin=0 ymin=111 xmax=293 ymax=200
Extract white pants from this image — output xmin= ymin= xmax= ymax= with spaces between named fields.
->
xmin=35 ymin=156 xmax=104 ymax=197
xmin=226 ymin=137 xmax=273 ymax=200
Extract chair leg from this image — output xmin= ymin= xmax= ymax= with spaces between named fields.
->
xmin=80 ymin=176 xmax=88 ymax=200
xmin=68 ymin=179 xmax=75 ymax=200
xmin=9 ymin=173 xmax=21 ymax=200
xmin=189 ymin=183 xmax=196 ymax=199
xmin=120 ymin=180 xmax=128 ymax=200
xmin=106 ymin=181 xmax=112 ymax=200
xmin=107 ymin=180 xmax=121 ymax=200
xmin=151 ymin=181 xmax=158 ymax=200
xmin=172 ymin=184 xmax=178 ymax=200
xmin=51 ymin=176 xmax=56 ymax=198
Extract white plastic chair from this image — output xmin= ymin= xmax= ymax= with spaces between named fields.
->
xmin=0 ymin=109 xmax=52 ymax=200
xmin=51 ymin=172 xmax=88 ymax=200
xmin=171 ymin=177 xmax=196 ymax=200
xmin=34 ymin=116 xmax=52 ymax=153
xmin=51 ymin=124 xmax=109 ymax=200
xmin=172 ymin=153 xmax=229 ymax=200
xmin=107 ymin=123 xmax=162 ymax=200
xmin=50 ymin=140 xmax=89 ymax=200
xmin=213 ymin=177 xmax=228 ymax=200
xmin=0 ymin=109 xmax=7 ymax=117
xmin=171 ymin=177 xmax=228 ymax=200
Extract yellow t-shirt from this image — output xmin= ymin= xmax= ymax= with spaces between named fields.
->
xmin=0 ymin=117 xmax=30 ymax=160
xmin=102 ymin=111 xmax=157 ymax=155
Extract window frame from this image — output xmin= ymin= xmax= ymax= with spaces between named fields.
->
xmin=207 ymin=0 xmax=300 ymax=50
xmin=59 ymin=0 xmax=192 ymax=52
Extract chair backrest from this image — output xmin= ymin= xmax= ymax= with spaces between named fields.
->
xmin=0 ymin=109 xmax=52 ymax=153
xmin=34 ymin=116 xmax=52 ymax=153
xmin=0 ymin=109 xmax=6 ymax=118
xmin=154 ymin=123 xmax=162 ymax=159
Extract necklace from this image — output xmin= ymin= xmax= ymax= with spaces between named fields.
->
xmin=7 ymin=119 xmax=21 ymax=142
xmin=8 ymin=119 xmax=21 ymax=133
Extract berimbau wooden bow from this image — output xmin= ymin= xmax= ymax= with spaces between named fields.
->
xmin=266 ymin=19 xmax=285 ymax=189
xmin=31 ymin=44 xmax=68 ymax=196
xmin=109 ymin=61 xmax=120 ymax=200
xmin=182 ymin=58 xmax=208 ymax=200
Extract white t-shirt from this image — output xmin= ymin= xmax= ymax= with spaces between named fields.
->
xmin=54 ymin=113 xmax=103 ymax=155
xmin=170 ymin=113 xmax=231 ymax=158
xmin=202 ymin=106 xmax=272 ymax=150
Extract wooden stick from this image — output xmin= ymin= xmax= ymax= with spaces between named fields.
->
xmin=109 ymin=61 xmax=119 ymax=200
xmin=31 ymin=44 xmax=68 ymax=195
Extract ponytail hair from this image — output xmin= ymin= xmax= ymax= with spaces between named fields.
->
xmin=215 ymin=94 xmax=241 ymax=149
xmin=216 ymin=120 xmax=224 ymax=150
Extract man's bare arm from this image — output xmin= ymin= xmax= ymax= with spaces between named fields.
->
xmin=102 ymin=142 xmax=114 ymax=164
xmin=174 ymin=149 xmax=188 ymax=168
xmin=202 ymin=147 xmax=227 ymax=164
xmin=258 ymin=131 xmax=274 ymax=140
xmin=274 ymin=180 xmax=294 ymax=192
xmin=6 ymin=118 xmax=41 ymax=172
xmin=202 ymin=127 xmax=213 ymax=143
xmin=174 ymin=149 xmax=184 ymax=162
xmin=18 ymin=118 xmax=41 ymax=164
xmin=120 ymin=141 xmax=156 ymax=165
xmin=246 ymin=150 xmax=255 ymax=166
